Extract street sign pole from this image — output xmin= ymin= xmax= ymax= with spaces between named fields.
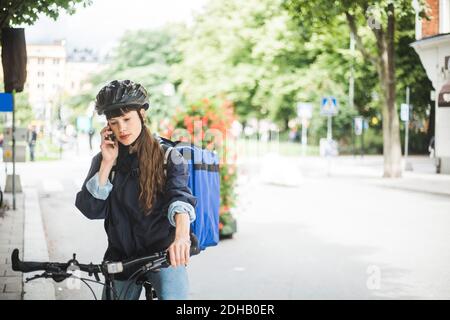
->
xmin=352 ymin=122 xmax=355 ymax=157
xmin=301 ymin=117 xmax=308 ymax=156
xmin=404 ymin=87 xmax=413 ymax=171
xmin=297 ymin=102 xmax=313 ymax=157
xmin=354 ymin=116 xmax=364 ymax=157
xmin=327 ymin=114 xmax=332 ymax=141
xmin=327 ymin=114 xmax=332 ymax=177
xmin=405 ymin=87 xmax=409 ymax=160
xmin=361 ymin=119 xmax=365 ymax=158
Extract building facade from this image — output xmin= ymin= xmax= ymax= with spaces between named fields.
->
xmin=23 ymin=41 xmax=103 ymax=133
xmin=26 ymin=40 xmax=67 ymax=126
xmin=411 ymin=0 xmax=450 ymax=173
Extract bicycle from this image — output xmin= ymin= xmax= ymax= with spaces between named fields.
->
xmin=11 ymin=236 xmax=200 ymax=300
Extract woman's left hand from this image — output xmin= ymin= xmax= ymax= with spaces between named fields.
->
xmin=168 ymin=236 xmax=191 ymax=268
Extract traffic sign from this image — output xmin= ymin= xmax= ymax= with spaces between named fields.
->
xmin=400 ymin=103 xmax=410 ymax=122
xmin=0 ymin=93 xmax=13 ymax=112
xmin=3 ymin=145 xmax=26 ymax=162
xmin=320 ymin=97 xmax=338 ymax=115
xmin=319 ymin=138 xmax=338 ymax=157
xmin=3 ymin=127 xmax=27 ymax=143
xmin=354 ymin=117 xmax=363 ymax=136
xmin=297 ymin=102 xmax=313 ymax=119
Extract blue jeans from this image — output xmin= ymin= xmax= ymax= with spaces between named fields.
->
xmin=101 ymin=265 xmax=189 ymax=300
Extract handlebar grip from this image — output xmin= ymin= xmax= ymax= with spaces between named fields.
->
xmin=11 ymin=248 xmax=49 ymax=273
xmin=11 ymin=249 xmax=20 ymax=271
xmin=189 ymin=233 xmax=201 ymax=256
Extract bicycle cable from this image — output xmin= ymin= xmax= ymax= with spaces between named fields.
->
xmin=119 ymin=268 xmax=147 ymax=300
xmin=69 ymin=274 xmax=120 ymax=300
xmin=121 ymin=255 xmax=169 ymax=300
xmin=80 ymin=278 xmax=97 ymax=300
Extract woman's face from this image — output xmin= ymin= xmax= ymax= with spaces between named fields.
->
xmin=107 ymin=109 xmax=145 ymax=146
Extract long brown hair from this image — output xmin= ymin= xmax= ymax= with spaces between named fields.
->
xmin=106 ymin=107 xmax=165 ymax=215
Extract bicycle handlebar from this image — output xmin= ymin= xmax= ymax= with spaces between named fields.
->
xmin=11 ymin=234 xmax=201 ymax=277
xmin=11 ymin=249 xmax=103 ymax=275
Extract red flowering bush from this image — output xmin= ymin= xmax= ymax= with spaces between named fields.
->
xmin=159 ymin=98 xmax=238 ymax=237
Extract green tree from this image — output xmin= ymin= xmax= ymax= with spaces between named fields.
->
xmin=14 ymin=91 xmax=34 ymax=127
xmin=0 ymin=0 xmax=92 ymax=29
xmin=71 ymin=26 xmax=184 ymax=127
xmin=289 ymin=7 xmax=432 ymax=154
xmin=284 ymin=0 xmax=428 ymax=177
xmin=0 ymin=0 xmax=91 ymax=135
xmin=175 ymin=0 xmax=315 ymax=128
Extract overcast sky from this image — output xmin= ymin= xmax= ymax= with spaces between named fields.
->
xmin=21 ymin=0 xmax=207 ymax=56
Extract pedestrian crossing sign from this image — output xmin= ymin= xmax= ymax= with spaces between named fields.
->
xmin=321 ymin=97 xmax=338 ymax=115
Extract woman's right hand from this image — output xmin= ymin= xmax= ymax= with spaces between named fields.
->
xmin=100 ymin=125 xmax=118 ymax=164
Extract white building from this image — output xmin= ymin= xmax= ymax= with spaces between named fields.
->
xmin=23 ymin=41 xmax=104 ymax=132
xmin=411 ymin=0 xmax=450 ymax=173
xmin=65 ymin=48 xmax=103 ymax=96
xmin=26 ymin=40 xmax=67 ymax=126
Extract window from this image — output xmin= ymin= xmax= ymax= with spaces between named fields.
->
xmin=440 ymin=0 xmax=450 ymax=34
xmin=37 ymin=58 xmax=44 ymax=64
xmin=37 ymin=83 xmax=44 ymax=89
xmin=53 ymin=58 xmax=60 ymax=65
xmin=37 ymin=71 xmax=44 ymax=77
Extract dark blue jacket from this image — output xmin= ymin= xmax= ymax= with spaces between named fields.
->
xmin=75 ymin=147 xmax=197 ymax=266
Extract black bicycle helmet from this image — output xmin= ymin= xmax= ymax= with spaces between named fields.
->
xmin=95 ymin=79 xmax=149 ymax=115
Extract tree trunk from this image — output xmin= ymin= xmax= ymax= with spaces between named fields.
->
xmin=284 ymin=117 xmax=289 ymax=132
xmin=377 ymin=4 xmax=402 ymax=178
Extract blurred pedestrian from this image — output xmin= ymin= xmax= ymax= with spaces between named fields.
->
xmin=289 ymin=127 xmax=299 ymax=142
xmin=428 ymin=136 xmax=435 ymax=158
xmin=27 ymin=125 xmax=37 ymax=161
xmin=88 ymin=127 xmax=96 ymax=151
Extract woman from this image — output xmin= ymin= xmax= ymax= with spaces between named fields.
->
xmin=75 ymin=80 xmax=197 ymax=300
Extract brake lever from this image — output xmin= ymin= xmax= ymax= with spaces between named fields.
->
xmin=93 ymin=272 xmax=100 ymax=282
xmin=25 ymin=272 xmax=47 ymax=283
xmin=142 ymin=256 xmax=169 ymax=272
xmin=85 ymin=262 xmax=101 ymax=282
xmin=26 ymin=271 xmax=72 ymax=283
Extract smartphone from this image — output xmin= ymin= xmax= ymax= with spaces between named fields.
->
xmin=106 ymin=126 xmax=116 ymax=141
xmin=108 ymin=132 xmax=116 ymax=141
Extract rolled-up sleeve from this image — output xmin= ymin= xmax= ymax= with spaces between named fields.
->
xmin=75 ymin=153 xmax=110 ymax=220
xmin=167 ymin=200 xmax=196 ymax=227
xmin=86 ymin=172 xmax=113 ymax=200
xmin=164 ymin=148 xmax=197 ymax=226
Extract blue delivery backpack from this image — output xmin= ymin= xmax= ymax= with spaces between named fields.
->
xmin=157 ymin=135 xmax=220 ymax=251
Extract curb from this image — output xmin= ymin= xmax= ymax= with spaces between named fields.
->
xmin=375 ymin=183 xmax=450 ymax=198
xmin=23 ymin=187 xmax=55 ymax=300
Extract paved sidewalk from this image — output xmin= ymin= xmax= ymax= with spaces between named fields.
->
xmin=0 ymin=192 xmax=24 ymax=300
xmin=262 ymin=154 xmax=450 ymax=197
xmin=0 ymin=188 xmax=55 ymax=300
xmin=329 ymin=156 xmax=450 ymax=197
